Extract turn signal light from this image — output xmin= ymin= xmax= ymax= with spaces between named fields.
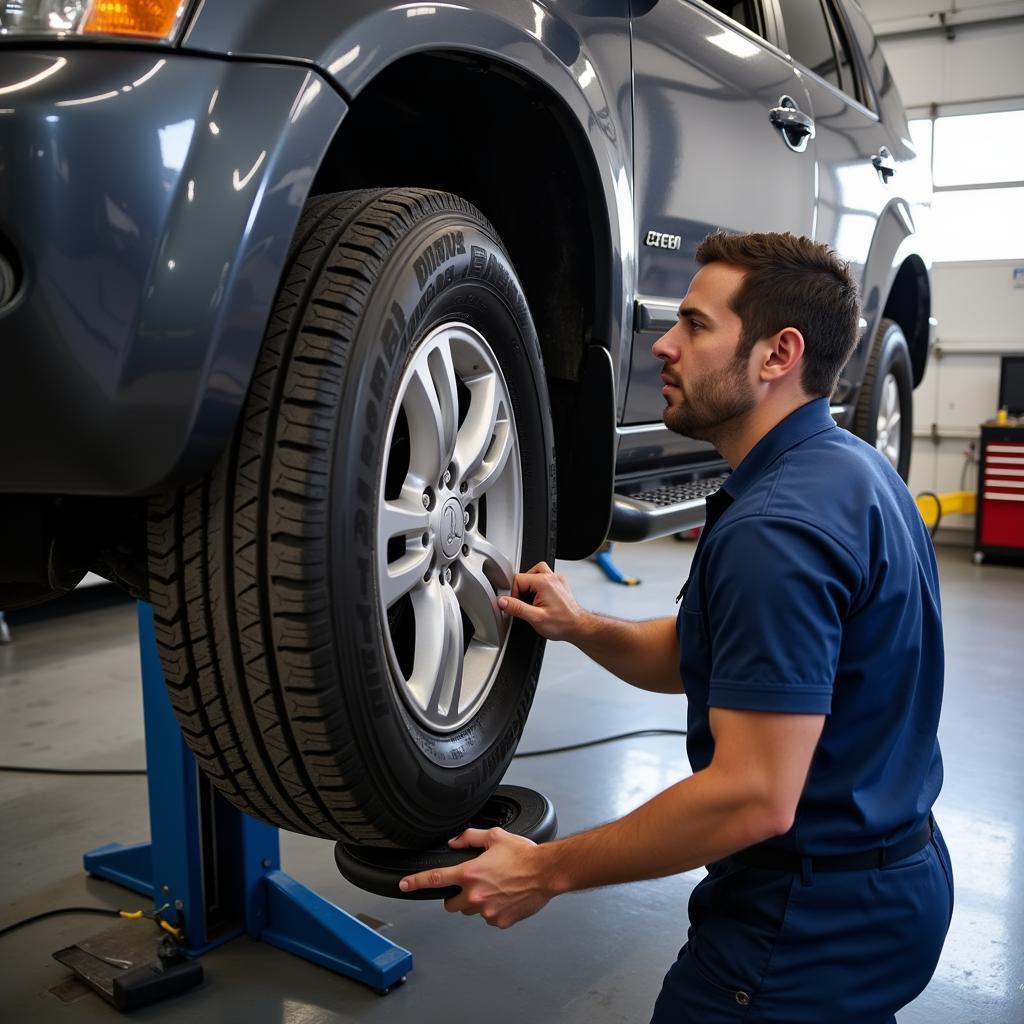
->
xmin=84 ymin=0 xmax=187 ymax=40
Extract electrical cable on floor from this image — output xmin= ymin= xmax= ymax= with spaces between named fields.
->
xmin=0 ymin=764 xmax=146 ymax=775
xmin=0 ymin=728 xmax=690 ymax=775
xmin=513 ymin=728 xmax=687 ymax=758
xmin=0 ymin=906 xmax=125 ymax=939
xmin=0 ymin=904 xmax=183 ymax=942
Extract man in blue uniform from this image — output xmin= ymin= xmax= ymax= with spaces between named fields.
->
xmin=400 ymin=232 xmax=953 ymax=1022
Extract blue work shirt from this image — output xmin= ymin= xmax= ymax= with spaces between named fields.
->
xmin=677 ymin=398 xmax=944 ymax=855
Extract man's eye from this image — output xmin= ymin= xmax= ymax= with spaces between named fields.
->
xmin=690 ymin=320 xmax=703 ymax=332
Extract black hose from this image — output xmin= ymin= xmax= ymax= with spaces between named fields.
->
xmin=0 ymin=906 xmax=119 ymax=939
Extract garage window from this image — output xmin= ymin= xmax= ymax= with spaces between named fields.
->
xmin=910 ymin=109 xmax=1024 ymax=261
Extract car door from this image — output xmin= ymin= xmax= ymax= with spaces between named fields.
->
xmin=770 ymin=0 xmax=909 ymax=407
xmin=625 ymin=0 xmax=816 ymax=426
xmin=772 ymin=0 xmax=894 ymax=387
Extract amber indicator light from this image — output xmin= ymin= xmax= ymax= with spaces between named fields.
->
xmin=84 ymin=0 xmax=184 ymax=39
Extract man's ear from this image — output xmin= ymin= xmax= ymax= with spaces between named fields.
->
xmin=760 ymin=327 xmax=805 ymax=383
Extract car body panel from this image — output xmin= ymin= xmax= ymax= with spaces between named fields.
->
xmin=0 ymin=50 xmax=344 ymax=494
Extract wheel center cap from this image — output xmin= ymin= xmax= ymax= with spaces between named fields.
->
xmin=439 ymin=496 xmax=465 ymax=559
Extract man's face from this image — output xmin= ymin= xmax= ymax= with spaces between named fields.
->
xmin=651 ymin=263 xmax=756 ymax=441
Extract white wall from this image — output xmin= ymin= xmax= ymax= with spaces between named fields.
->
xmin=864 ymin=9 xmax=1024 ymax=537
xmin=876 ymin=19 xmax=1024 ymax=112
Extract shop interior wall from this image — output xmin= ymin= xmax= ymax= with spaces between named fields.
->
xmin=872 ymin=14 xmax=1024 ymax=537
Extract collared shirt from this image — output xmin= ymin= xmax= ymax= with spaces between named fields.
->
xmin=677 ymin=398 xmax=944 ymax=855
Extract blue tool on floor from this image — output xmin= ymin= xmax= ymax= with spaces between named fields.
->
xmin=83 ymin=603 xmax=412 ymax=995
xmin=591 ymin=542 xmax=641 ymax=586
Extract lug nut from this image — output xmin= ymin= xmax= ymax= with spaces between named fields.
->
xmin=463 ymin=510 xmax=470 ymax=527
xmin=443 ymin=568 xmax=452 ymax=585
xmin=422 ymin=491 xmax=431 ymax=509
xmin=460 ymin=481 xmax=468 ymax=494
xmin=442 ymin=470 xmax=452 ymax=487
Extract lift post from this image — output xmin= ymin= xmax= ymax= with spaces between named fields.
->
xmin=83 ymin=602 xmax=412 ymax=993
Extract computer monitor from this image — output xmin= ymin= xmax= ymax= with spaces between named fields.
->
xmin=999 ymin=355 xmax=1024 ymax=417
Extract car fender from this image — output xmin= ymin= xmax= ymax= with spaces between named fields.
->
xmin=843 ymin=197 xmax=930 ymax=402
xmin=0 ymin=52 xmax=346 ymax=495
xmin=183 ymin=0 xmax=635 ymax=402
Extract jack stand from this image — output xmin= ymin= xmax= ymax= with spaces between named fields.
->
xmin=83 ymin=603 xmax=412 ymax=995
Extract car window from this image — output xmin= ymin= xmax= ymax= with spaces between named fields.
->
xmin=777 ymin=0 xmax=843 ymax=93
xmin=821 ymin=1 xmax=863 ymax=104
xmin=843 ymin=0 xmax=888 ymax=108
xmin=700 ymin=0 xmax=766 ymax=40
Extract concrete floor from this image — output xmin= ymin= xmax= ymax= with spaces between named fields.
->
xmin=0 ymin=539 xmax=1021 ymax=1023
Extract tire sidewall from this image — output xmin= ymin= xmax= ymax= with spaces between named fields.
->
xmin=864 ymin=322 xmax=913 ymax=481
xmin=328 ymin=208 xmax=554 ymax=840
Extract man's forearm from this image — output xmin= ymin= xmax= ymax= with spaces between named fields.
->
xmin=535 ymin=766 xmax=787 ymax=896
xmin=572 ymin=613 xmax=682 ymax=693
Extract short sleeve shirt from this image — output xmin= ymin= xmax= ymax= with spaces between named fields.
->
xmin=677 ymin=398 xmax=944 ymax=854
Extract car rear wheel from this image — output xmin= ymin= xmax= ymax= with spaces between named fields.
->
xmin=147 ymin=188 xmax=555 ymax=848
xmin=853 ymin=318 xmax=913 ymax=481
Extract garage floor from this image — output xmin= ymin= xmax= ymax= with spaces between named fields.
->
xmin=1 ymin=539 xmax=1021 ymax=1023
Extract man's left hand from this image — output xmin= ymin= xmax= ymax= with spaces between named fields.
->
xmin=399 ymin=827 xmax=552 ymax=928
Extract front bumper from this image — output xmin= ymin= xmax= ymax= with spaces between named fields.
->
xmin=0 ymin=49 xmax=345 ymax=495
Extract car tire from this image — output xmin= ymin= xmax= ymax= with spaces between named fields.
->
xmin=147 ymin=188 xmax=555 ymax=848
xmin=853 ymin=317 xmax=913 ymax=481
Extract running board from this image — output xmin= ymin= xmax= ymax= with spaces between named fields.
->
xmin=609 ymin=475 xmax=728 ymax=543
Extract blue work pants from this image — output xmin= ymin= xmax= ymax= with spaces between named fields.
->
xmin=650 ymin=826 xmax=954 ymax=1023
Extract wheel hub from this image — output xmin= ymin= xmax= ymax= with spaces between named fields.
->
xmin=437 ymin=496 xmax=466 ymax=561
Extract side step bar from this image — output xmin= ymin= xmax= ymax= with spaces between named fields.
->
xmin=609 ymin=475 xmax=729 ymax=543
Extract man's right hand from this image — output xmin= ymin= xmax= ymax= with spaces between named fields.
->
xmin=498 ymin=562 xmax=588 ymax=643
xmin=499 ymin=562 xmax=682 ymax=694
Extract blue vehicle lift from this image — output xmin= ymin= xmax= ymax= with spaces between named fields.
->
xmin=83 ymin=603 xmax=412 ymax=994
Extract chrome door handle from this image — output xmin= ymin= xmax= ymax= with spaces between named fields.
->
xmin=769 ymin=96 xmax=815 ymax=153
xmin=872 ymin=147 xmax=896 ymax=182
xmin=769 ymin=106 xmax=815 ymax=136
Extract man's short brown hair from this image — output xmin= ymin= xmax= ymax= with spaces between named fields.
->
xmin=695 ymin=231 xmax=861 ymax=398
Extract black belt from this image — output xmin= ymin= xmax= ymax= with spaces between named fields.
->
xmin=730 ymin=817 xmax=934 ymax=873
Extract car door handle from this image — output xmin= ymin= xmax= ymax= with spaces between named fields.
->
xmin=872 ymin=147 xmax=896 ymax=182
xmin=769 ymin=103 xmax=815 ymax=139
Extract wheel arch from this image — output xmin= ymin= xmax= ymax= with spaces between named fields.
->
xmin=309 ymin=43 xmax=627 ymax=558
xmin=849 ymin=200 xmax=932 ymax=404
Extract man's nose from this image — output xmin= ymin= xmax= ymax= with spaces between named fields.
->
xmin=651 ymin=329 xmax=676 ymax=362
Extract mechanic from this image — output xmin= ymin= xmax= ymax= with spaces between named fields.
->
xmin=400 ymin=231 xmax=954 ymax=1023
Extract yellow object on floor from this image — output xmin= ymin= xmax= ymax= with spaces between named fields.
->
xmin=915 ymin=491 xmax=976 ymax=530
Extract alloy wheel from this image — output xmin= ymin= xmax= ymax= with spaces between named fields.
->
xmin=378 ymin=322 xmax=523 ymax=733
xmin=875 ymin=372 xmax=902 ymax=471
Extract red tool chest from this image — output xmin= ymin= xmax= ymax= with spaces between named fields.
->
xmin=974 ymin=425 xmax=1024 ymax=563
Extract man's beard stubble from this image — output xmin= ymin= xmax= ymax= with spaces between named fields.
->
xmin=662 ymin=355 xmax=756 ymax=444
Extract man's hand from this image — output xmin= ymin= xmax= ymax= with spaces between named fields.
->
xmin=500 ymin=562 xmax=682 ymax=693
xmin=399 ymin=828 xmax=553 ymax=929
xmin=498 ymin=562 xmax=586 ymax=642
